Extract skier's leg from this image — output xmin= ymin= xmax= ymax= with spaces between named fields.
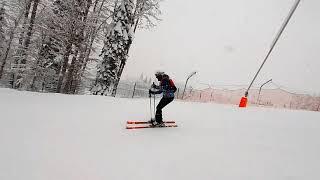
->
xmin=155 ymin=98 xmax=165 ymax=123
xmin=156 ymin=97 xmax=174 ymax=123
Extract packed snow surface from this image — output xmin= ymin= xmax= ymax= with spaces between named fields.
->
xmin=0 ymin=88 xmax=319 ymax=180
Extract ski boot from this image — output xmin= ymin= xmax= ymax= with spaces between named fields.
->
xmin=149 ymin=118 xmax=157 ymax=126
xmin=154 ymin=121 xmax=165 ymax=127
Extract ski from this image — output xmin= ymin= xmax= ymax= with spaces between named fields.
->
xmin=127 ymin=120 xmax=175 ymax=124
xmin=126 ymin=124 xmax=178 ymax=129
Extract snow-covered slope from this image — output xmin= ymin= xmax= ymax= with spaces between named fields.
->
xmin=0 ymin=88 xmax=319 ymax=180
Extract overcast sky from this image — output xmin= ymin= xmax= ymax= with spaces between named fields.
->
xmin=122 ymin=0 xmax=320 ymax=94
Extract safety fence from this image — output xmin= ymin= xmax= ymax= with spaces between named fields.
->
xmin=1 ymin=74 xmax=319 ymax=112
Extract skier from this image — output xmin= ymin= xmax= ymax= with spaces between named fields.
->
xmin=149 ymin=71 xmax=177 ymax=126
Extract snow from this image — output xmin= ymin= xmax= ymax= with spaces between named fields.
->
xmin=0 ymin=88 xmax=320 ymax=180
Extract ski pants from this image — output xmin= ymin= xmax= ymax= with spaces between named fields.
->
xmin=155 ymin=97 xmax=174 ymax=122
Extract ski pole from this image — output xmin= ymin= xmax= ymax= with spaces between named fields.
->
xmin=153 ymin=94 xmax=156 ymax=117
xmin=149 ymin=92 xmax=153 ymax=121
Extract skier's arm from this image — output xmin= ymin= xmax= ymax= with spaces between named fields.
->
xmin=149 ymin=82 xmax=162 ymax=94
xmin=149 ymin=88 xmax=163 ymax=94
xmin=151 ymin=82 xmax=160 ymax=89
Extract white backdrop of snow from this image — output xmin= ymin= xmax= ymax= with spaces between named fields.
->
xmin=0 ymin=88 xmax=319 ymax=180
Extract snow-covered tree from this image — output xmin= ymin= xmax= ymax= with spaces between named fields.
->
xmin=23 ymin=0 xmax=40 ymax=59
xmin=92 ymin=0 xmax=134 ymax=95
xmin=31 ymin=0 xmax=113 ymax=93
xmin=8 ymin=0 xmax=41 ymax=90
xmin=38 ymin=31 xmax=62 ymax=73
xmin=133 ymin=0 xmax=162 ymax=30
xmin=0 ymin=1 xmax=24 ymax=80
xmin=1 ymin=0 xmax=162 ymax=94
xmin=50 ymin=0 xmax=92 ymax=93
xmin=105 ymin=0 xmax=162 ymax=96
xmin=76 ymin=0 xmax=111 ymax=87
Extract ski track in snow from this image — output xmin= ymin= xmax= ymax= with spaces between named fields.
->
xmin=0 ymin=88 xmax=320 ymax=180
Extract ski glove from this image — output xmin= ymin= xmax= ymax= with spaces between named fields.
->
xmin=151 ymin=83 xmax=160 ymax=89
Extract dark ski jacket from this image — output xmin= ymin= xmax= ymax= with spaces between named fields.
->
xmin=151 ymin=75 xmax=177 ymax=98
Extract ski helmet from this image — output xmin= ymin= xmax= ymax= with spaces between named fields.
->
xmin=155 ymin=71 xmax=165 ymax=78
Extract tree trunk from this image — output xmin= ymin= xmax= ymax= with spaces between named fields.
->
xmin=70 ymin=45 xmax=86 ymax=93
xmin=65 ymin=0 xmax=92 ymax=94
xmin=29 ymin=53 xmax=43 ymax=90
xmin=132 ymin=0 xmax=143 ymax=32
xmin=0 ymin=14 xmax=22 ymax=79
xmin=111 ymin=61 xmax=125 ymax=96
xmin=111 ymin=38 xmax=133 ymax=97
xmin=56 ymin=42 xmax=72 ymax=93
xmin=111 ymin=0 xmax=138 ymax=96
xmin=0 ymin=28 xmax=14 ymax=79
xmin=79 ymin=0 xmax=107 ymax=77
xmin=22 ymin=0 xmax=40 ymax=64
xmin=18 ymin=0 xmax=32 ymax=45
xmin=63 ymin=49 xmax=79 ymax=93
